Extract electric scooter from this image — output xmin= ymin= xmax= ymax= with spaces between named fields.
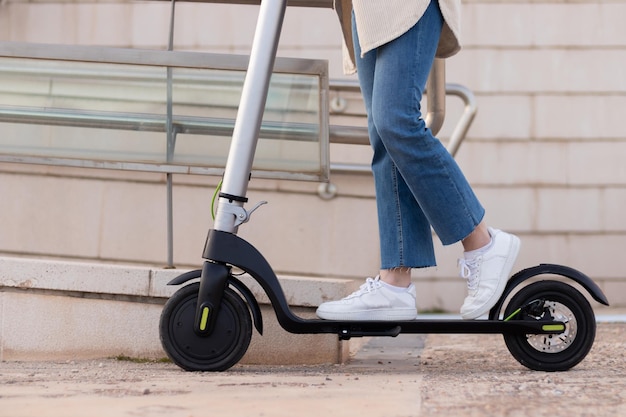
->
xmin=158 ymin=0 xmax=609 ymax=372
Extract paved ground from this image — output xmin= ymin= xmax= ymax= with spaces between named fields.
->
xmin=0 ymin=322 xmax=624 ymax=417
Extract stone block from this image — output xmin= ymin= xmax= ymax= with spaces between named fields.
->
xmin=0 ymin=257 xmax=358 ymax=365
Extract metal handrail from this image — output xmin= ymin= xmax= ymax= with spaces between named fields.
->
xmin=319 ymin=81 xmax=477 ymax=199
xmin=0 ymin=106 xmax=320 ymax=141
xmin=0 ymin=81 xmax=475 ymax=154
xmin=445 ymin=84 xmax=478 ymax=157
xmin=328 ymin=59 xmax=447 ymax=139
xmin=328 ymin=81 xmax=477 ymax=163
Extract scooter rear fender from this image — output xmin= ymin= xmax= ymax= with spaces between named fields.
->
xmin=489 ymin=263 xmax=609 ymax=320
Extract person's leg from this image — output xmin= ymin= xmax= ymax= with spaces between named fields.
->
xmin=356 ymin=12 xmax=438 ymax=282
xmin=317 ymin=2 xmax=520 ymax=321
xmin=368 ymin=2 xmax=520 ymax=320
xmin=315 ymin=11 xmax=422 ymax=321
xmin=462 ymin=222 xmax=491 ymax=251
xmin=370 ymin=1 xmax=484 ymax=246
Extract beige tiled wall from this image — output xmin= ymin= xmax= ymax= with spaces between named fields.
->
xmin=0 ymin=0 xmax=623 ymax=309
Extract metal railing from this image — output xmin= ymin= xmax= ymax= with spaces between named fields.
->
xmin=327 ymin=77 xmax=477 ymax=158
xmin=319 ymin=78 xmax=477 ymax=199
xmin=0 ymin=0 xmax=477 ymax=267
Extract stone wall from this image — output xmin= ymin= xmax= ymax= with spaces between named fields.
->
xmin=0 ymin=0 xmax=623 ymax=310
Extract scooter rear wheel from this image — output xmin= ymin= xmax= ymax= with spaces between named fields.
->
xmin=503 ymin=280 xmax=596 ymax=371
xmin=160 ymin=282 xmax=252 ymax=371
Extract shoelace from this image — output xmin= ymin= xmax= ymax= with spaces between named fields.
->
xmin=458 ymin=257 xmax=480 ymax=292
xmin=346 ymin=276 xmax=381 ymax=299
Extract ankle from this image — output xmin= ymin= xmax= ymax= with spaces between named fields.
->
xmin=380 ymin=267 xmax=412 ymax=288
xmin=462 ymin=223 xmax=491 ymax=252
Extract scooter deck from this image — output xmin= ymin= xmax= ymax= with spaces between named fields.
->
xmin=275 ymin=318 xmax=566 ymax=340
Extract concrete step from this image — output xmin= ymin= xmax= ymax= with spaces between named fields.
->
xmin=0 ymin=256 xmax=360 ymax=365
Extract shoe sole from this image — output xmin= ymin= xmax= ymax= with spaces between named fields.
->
xmin=461 ymin=234 xmax=521 ymax=320
xmin=316 ymin=308 xmax=418 ymax=321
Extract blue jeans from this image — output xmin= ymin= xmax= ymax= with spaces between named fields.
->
xmin=352 ymin=1 xmax=485 ymax=269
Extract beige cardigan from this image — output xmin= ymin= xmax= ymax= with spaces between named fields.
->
xmin=334 ymin=0 xmax=461 ymax=74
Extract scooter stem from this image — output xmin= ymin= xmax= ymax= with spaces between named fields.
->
xmin=213 ymin=0 xmax=287 ymax=233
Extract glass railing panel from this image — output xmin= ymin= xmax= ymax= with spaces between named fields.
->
xmin=170 ymin=67 xmax=323 ymax=175
xmin=0 ymin=44 xmax=328 ymax=181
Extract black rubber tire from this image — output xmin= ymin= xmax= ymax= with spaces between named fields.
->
xmin=503 ymin=280 xmax=596 ymax=372
xmin=159 ymin=282 xmax=252 ymax=371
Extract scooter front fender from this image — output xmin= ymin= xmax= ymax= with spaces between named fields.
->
xmin=166 ymin=268 xmax=264 ymax=335
xmin=167 ymin=269 xmax=203 ymax=286
xmin=489 ymin=263 xmax=609 ymax=320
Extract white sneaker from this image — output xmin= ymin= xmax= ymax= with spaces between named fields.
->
xmin=316 ymin=276 xmax=418 ymax=321
xmin=459 ymin=228 xmax=521 ymax=320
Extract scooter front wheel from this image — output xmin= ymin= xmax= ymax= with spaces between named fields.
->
xmin=160 ymin=282 xmax=252 ymax=371
xmin=503 ymin=280 xmax=596 ymax=372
